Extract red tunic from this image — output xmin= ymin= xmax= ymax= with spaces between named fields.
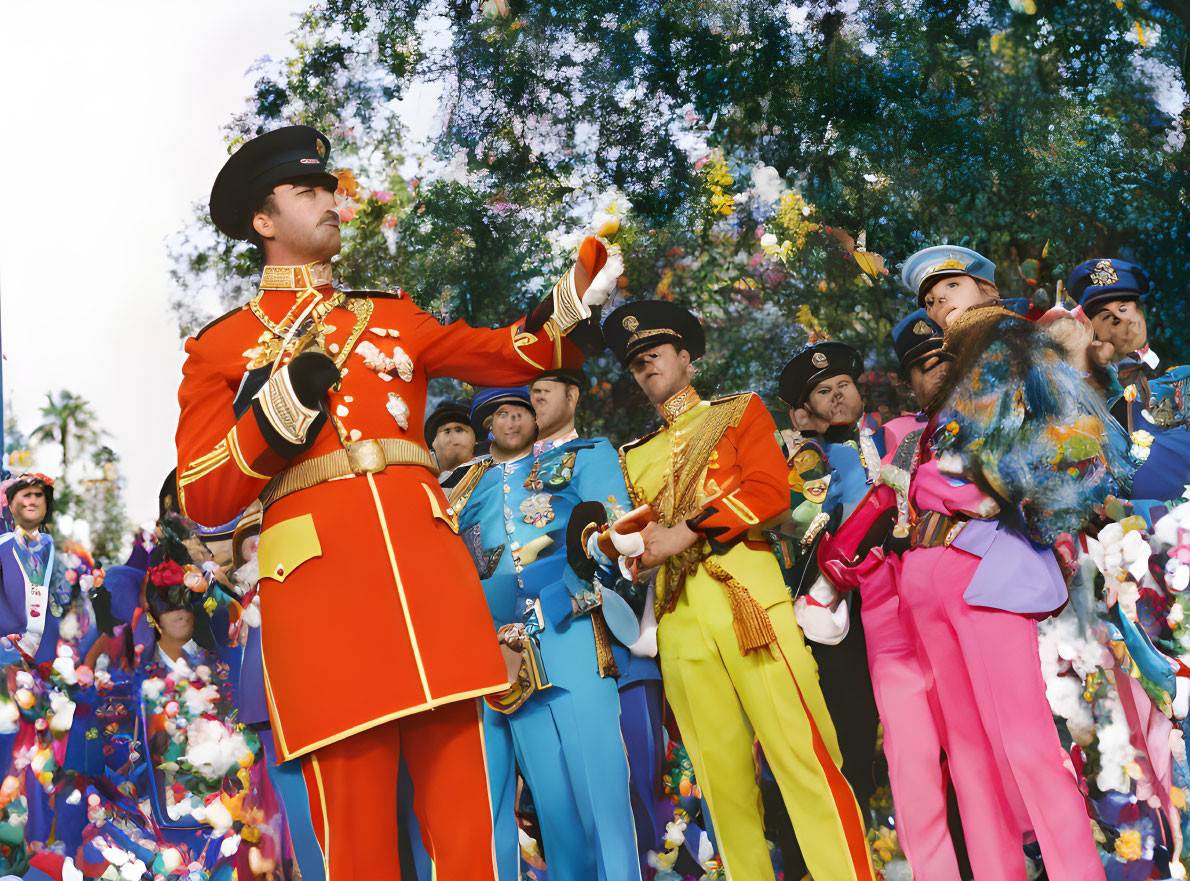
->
xmin=175 ymin=282 xmax=582 ymax=760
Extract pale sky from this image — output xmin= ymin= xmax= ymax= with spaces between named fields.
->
xmin=0 ymin=0 xmax=312 ymax=525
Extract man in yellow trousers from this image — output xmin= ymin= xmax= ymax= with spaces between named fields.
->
xmin=599 ymin=301 xmax=874 ymax=881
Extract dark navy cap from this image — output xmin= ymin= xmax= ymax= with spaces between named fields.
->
xmin=424 ymin=399 xmax=473 ymax=446
xmin=602 ymin=301 xmax=706 ymax=366
xmin=470 ymin=387 xmax=534 ymax=434
xmin=891 ymin=309 xmax=945 ymax=378
xmin=778 ymin=341 xmax=864 ymax=407
xmin=210 ymin=125 xmax=339 ymax=240
xmin=1067 ymin=259 xmax=1150 ymax=315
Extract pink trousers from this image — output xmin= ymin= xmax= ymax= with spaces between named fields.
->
xmin=859 ymin=554 xmax=962 ymax=880
xmin=898 ymin=545 xmax=1104 ymax=881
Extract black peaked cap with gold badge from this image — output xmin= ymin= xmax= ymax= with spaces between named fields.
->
xmin=778 ymin=341 xmax=864 ymax=408
xmin=891 ymin=308 xmax=946 ymax=378
xmin=210 ymin=125 xmax=339 ymax=240
xmin=602 ymin=301 xmax=706 ymax=366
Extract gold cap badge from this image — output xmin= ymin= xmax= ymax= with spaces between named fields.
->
xmin=315 ymin=139 xmax=326 ymax=158
xmin=1089 ymin=259 xmax=1118 ymax=286
xmin=623 ymin=315 xmax=640 ymax=332
xmin=913 ymin=320 xmax=932 ymax=336
xmin=811 ymin=352 xmax=829 ymax=368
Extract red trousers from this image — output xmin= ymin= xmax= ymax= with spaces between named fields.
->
xmin=300 ymin=698 xmax=497 ymax=881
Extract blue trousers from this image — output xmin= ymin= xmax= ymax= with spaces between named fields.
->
xmin=483 ymin=615 xmax=641 ymax=881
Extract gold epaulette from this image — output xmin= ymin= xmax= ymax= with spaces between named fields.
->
xmin=448 ymin=459 xmax=495 ymax=513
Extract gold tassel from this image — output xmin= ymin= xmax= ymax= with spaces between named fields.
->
xmin=704 ymin=559 xmax=777 ymax=656
xmin=591 ymin=610 xmax=620 ymax=678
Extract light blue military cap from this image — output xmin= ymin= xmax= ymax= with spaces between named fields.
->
xmin=901 ymin=245 xmax=997 ymax=307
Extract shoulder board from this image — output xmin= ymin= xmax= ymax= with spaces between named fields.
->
xmin=343 ymin=289 xmax=406 ymax=300
xmin=620 ymin=426 xmax=665 ymax=454
xmin=551 ymin=438 xmax=597 ymax=453
xmin=194 ymin=304 xmax=248 ymax=340
xmin=710 ymin=392 xmax=753 ymax=407
xmin=448 ymin=459 xmax=495 ymax=512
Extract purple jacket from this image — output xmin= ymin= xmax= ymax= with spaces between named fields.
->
xmin=951 ymin=519 xmax=1068 ymax=618
xmin=0 ymin=535 xmax=62 ymax=665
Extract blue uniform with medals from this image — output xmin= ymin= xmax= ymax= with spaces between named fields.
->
xmin=1068 ymin=258 xmax=1190 ymax=520
xmin=455 ymin=436 xmax=642 ymax=881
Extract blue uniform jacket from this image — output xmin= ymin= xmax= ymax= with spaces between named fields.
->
xmin=457 ymin=436 xmax=660 ymax=685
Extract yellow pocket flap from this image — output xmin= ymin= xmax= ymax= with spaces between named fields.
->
xmin=422 ymin=483 xmax=459 ymax=534
xmin=258 ymin=514 xmax=322 ymax=583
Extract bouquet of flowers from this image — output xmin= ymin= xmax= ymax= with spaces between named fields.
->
xmin=141 ymin=657 xmax=258 ymax=833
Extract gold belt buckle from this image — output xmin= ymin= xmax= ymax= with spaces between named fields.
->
xmin=943 ymin=520 xmax=965 ymax=547
xmin=346 ymin=439 xmax=387 ymax=475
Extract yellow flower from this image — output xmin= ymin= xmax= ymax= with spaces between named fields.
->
xmin=1119 ymin=515 xmax=1148 ymax=534
xmin=703 ymin=149 xmax=736 ymax=217
xmin=1115 ymin=828 xmax=1143 ymax=861
xmin=871 ymin=826 xmax=898 ymax=863
xmin=655 ymin=268 xmax=674 ymax=300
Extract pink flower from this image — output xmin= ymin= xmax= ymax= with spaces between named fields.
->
xmin=372 ymin=190 xmax=394 ymax=203
xmin=339 ymin=207 xmax=356 ymax=223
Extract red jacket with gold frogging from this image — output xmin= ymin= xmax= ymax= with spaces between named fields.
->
xmin=175 ymin=270 xmax=583 ymax=760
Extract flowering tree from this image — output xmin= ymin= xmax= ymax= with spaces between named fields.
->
xmin=169 ymin=0 xmax=1190 ymax=442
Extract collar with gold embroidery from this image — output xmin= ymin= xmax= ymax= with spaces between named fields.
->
xmin=659 ymin=386 xmax=701 ymax=424
xmin=259 ymin=262 xmax=335 ymax=291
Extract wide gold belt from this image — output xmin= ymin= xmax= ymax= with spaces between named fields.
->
xmin=261 ymin=438 xmax=438 ymax=508
xmin=909 ymin=510 xmax=967 ymax=550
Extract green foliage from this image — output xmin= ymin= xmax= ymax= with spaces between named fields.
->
xmin=78 ymin=446 xmax=132 ymax=568
xmin=29 ymin=390 xmax=100 ymax=516
xmin=169 ymin=0 xmax=1190 ymax=445
xmin=14 ymin=393 xmax=130 ymax=560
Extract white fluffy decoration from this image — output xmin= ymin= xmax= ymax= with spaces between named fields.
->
xmin=182 ymin=717 xmax=251 ymax=780
xmin=1096 ymin=689 xmax=1140 ymax=793
xmin=0 ymin=700 xmax=18 ymax=735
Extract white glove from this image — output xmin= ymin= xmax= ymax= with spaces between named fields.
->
xmin=581 ymin=244 xmax=624 ymax=307
xmin=609 ymin=528 xmax=645 ymax=559
xmin=629 ymin=583 xmax=659 ymax=658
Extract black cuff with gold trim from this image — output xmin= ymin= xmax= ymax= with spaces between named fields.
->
xmin=687 ymin=507 xmax=733 ymax=556
xmin=251 ymin=367 xmax=326 ymax=459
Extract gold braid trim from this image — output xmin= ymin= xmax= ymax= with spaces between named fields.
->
xmin=591 ymin=610 xmax=620 ymax=678
xmin=654 ymin=395 xmax=751 ymax=616
xmin=703 ymin=559 xmax=777 ymax=656
xmin=659 ymin=546 xmax=706 ymax=617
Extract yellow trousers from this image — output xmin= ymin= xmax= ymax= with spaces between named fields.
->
xmin=658 ymin=544 xmax=874 ymax=881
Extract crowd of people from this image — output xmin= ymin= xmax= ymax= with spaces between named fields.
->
xmin=1 ymin=123 xmax=1188 ymax=881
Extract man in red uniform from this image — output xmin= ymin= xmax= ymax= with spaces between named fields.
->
xmin=174 ymin=125 xmax=620 ymax=881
